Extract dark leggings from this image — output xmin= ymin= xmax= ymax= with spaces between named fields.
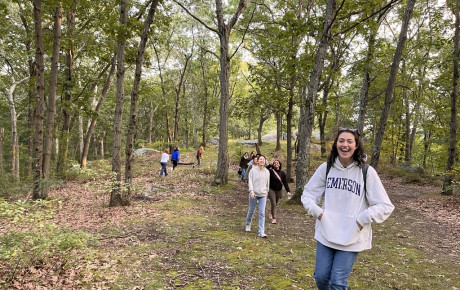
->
xmin=268 ymin=189 xmax=282 ymax=219
xmin=172 ymin=160 xmax=178 ymax=170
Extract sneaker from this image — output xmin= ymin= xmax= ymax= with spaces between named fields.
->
xmin=245 ymin=225 xmax=251 ymax=232
xmin=271 ymin=219 xmax=277 ymax=224
xmin=258 ymin=233 xmax=267 ymax=238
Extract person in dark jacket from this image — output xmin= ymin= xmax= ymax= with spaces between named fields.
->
xmin=267 ymin=160 xmax=291 ymax=224
xmin=239 ymin=152 xmax=250 ymax=181
xmin=171 ymin=147 xmax=180 ymax=170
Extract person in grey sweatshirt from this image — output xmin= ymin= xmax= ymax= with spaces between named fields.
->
xmin=302 ymin=128 xmax=394 ymax=290
xmin=245 ymin=155 xmax=270 ymax=238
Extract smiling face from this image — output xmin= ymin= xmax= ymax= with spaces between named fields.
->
xmin=273 ymin=160 xmax=280 ymax=170
xmin=336 ymin=132 xmax=358 ymax=167
xmin=257 ymin=156 xmax=266 ymax=168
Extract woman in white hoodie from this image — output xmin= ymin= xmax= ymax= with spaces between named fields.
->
xmin=302 ymin=128 xmax=394 ymax=290
xmin=246 ymin=155 xmax=270 ymax=238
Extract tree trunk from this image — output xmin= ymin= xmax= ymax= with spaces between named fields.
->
xmin=19 ymin=4 xmax=36 ymax=177
xmin=56 ymin=1 xmax=77 ymax=176
xmin=0 ymin=128 xmax=4 ymax=176
xmin=357 ymin=12 xmax=380 ymax=136
xmin=32 ymin=0 xmax=46 ymax=199
xmin=42 ymin=3 xmax=62 ymax=197
xmin=293 ymin=0 xmax=336 ymax=202
xmin=286 ymin=94 xmax=294 ymax=182
xmin=173 ymin=55 xmax=192 ymax=144
xmin=318 ymin=80 xmax=333 ymax=157
xmin=214 ymin=0 xmax=248 ymax=185
xmin=110 ymin=0 xmax=129 ymax=207
xmin=185 ymin=113 xmax=190 ymax=149
xmin=423 ymin=128 xmax=431 ymax=169
xmin=124 ymin=0 xmax=159 ymax=202
xmin=100 ymin=137 xmax=105 ymax=159
xmin=370 ymin=0 xmax=416 ymax=169
xmin=257 ymin=113 xmax=268 ymax=146
xmin=276 ymin=112 xmax=282 ymax=151
xmin=442 ymin=2 xmax=459 ymax=195
xmin=6 ymin=78 xmax=27 ymax=182
xmin=200 ymin=52 xmax=210 ymax=147
xmin=152 ymin=43 xmax=173 ymax=147
xmin=148 ymin=101 xmax=158 ymax=144
xmin=81 ymin=57 xmax=116 ymax=169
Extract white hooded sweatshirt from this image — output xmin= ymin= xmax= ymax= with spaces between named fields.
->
xmin=301 ymin=158 xmax=394 ymax=252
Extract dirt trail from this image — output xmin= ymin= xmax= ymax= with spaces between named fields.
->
xmin=379 ymin=175 xmax=460 ymax=264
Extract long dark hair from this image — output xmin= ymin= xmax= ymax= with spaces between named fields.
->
xmin=327 ymin=128 xmax=366 ymax=168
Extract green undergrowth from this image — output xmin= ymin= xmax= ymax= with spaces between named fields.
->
xmin=0 ymin=199 xmax=95 ymax=287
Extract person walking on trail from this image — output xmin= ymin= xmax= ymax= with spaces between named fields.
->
xmin=267 ymin=160 xmax=291 ymax=224
xmin=171 ymin=147 xmax=180 ymax=171
xmin=246 ymin=155 xmax=270 ymax=238
xmin=239 ymin=152 xmax=250 ymax=182
xmin=196 ymin=146 xmax=203 ymax=168
xmin=301 ymin=127 xmax=394 ymax=290
xmin=160 ymin=149 xmax=170 ymax=177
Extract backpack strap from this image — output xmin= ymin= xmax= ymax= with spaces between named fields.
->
xmin=325 ymin=163 xmax=369 ymax=195
xmin=362 ymin=164 xmax=369 ymax=195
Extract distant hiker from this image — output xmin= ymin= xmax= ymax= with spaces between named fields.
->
xmin=246 ymin=155 xmax=270 ymax=238
xmin=267 ymin=160 xmax=291 ymax=224
xmin=239 ymin=152 xmax=250 ymax=181
xmin=160 ymin=149 xmax=170 ymax=177
xmin=171 ymin=147 xmax=180 ymax=170
xmin=196 ymin=146 xmax=203 ymax=167
xmin=244 ymin=154 xmax=257 ymax=182
xmin=301 ymin=127 xmax=394 ymax=289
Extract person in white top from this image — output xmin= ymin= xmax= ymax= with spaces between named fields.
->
xmin=302 ymin=127 xmax=394 ymax=290
xmin=160 ymin=149 xmax=169 ymax=177
xmin=246 ymin=155 xmax=270 ymax=238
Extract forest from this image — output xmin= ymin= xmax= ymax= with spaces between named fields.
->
xmin=0 ymin=0 xmax=459 ymax=288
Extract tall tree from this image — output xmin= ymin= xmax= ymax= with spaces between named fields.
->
xmin=292 ymin=0 xmax=337 ymax=201
xmin=56 ymin=0 xmax=78 ymax=176
xmin=442 ymin=1 xmax=459 ymax=195
xmin=18 ymin=3 xmax=37 ymax=177
xmin=174 ymin=0 xmax=249 ymax=185
xmin=80 ymin=57 xmax=116 ymax=169
xmin=3 ymin=71 xmax=28 ymax=182
xmin=173 ymin=52 xmax=193 ymax=145
xmin=110 ymin=0 xmax=129 ymax=207
xmin=32 ymin=0 xmax=46 ymax=199
xmin=370 ymin=0 xmax=416 ymax=168
xmin=42 ymin=2 xmax=62 ymax=197
xmin=124 ymin=0 xmax=160 ymax=202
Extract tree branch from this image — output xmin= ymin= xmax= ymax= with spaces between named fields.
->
xmin=230 ymin=6 xmax=256 ymax=60
xmin=172 ymin=0 xmax=219 ymax=34
xmin=228 ymin=0 xmax=249 ymax=30
xmin=333 ymin=0 xmax=401 ymax=37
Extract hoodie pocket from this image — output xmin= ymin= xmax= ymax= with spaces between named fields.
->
xmin=320 ymin=210 xmax=361 ymax=246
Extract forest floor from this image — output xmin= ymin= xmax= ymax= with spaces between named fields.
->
xmin=1 ymin=149 xmax=459 ymax=289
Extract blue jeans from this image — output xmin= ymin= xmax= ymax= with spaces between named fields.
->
xmin=314 ymin=242 xmax=359 ymax=290
xmin=246 ymin=195 xmax=267 ymax=235
xmin=160 ymin=162 xmax=168 ymax=176
xmin=241 ymin=168 xmax=247 ymax=181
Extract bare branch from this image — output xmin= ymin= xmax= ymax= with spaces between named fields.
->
xmin=230 ymin=6 xmax=256 ymax=60
xmin=172 ymin=0 xmax=219 ymax=34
